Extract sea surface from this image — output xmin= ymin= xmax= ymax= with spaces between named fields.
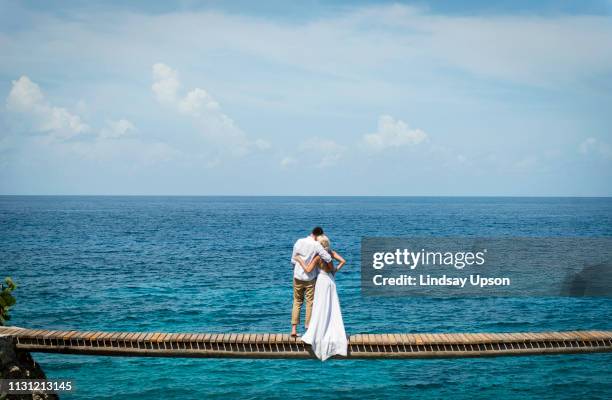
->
xmin=1 ymin=196 xmax=611 ymax=399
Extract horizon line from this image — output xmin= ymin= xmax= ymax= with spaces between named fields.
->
xmin=1 ymin=194 xmax=611 ymax=198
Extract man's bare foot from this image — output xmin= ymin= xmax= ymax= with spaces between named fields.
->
xmin=291 ymin=325 xmax=298 ymax=337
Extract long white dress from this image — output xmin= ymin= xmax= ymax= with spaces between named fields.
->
xmin=301 ymin=268 xmax=348 ymax=361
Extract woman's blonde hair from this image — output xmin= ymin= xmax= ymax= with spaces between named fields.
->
xmin=317 ymin=235 xmax=330 ymax=251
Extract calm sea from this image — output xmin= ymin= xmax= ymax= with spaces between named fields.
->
xmin=1 ymin=196 xmax=611 ymax=399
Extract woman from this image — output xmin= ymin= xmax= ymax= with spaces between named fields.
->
xmin=293 ymin=235 xmax=347 ymax=361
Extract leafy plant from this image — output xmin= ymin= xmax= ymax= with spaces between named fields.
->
xmin=0 ymin=277 xmax=17 ymax=325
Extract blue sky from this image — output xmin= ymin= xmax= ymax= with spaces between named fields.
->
xmin=1 ymin=0 xmax=611 ymax=195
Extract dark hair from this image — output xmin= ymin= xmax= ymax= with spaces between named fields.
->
xmin=311 ymin=226 xmax=324 ymax=236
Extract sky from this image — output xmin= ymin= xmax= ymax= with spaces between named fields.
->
xmin=0 ymin=0 xmax=611 ymax=195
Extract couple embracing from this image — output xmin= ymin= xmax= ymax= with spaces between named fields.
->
xmin=290 ymin=226 xmax=348 ymax=361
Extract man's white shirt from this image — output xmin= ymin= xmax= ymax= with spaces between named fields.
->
xmin=291 ymin=236 xmax=332 ymax=281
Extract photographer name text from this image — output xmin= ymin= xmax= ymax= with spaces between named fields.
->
xmin=372 ymin=274 xmax=511 ymax=287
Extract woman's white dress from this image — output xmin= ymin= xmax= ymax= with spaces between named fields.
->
xmin=301 ymin=268 xmax=347 ymax=361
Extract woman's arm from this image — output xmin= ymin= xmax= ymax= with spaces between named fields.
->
xmin=332 ymin=251 xmax=346 ymax=272
xmin=293 ymin=255 xmax=321 ymax=273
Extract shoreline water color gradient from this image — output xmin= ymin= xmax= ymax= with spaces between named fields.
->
xmin=1 ymin=196 xmax=611 ymax=399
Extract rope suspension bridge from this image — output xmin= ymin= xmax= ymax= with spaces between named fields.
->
xmin=1 ymin=326 xmax=611 ymax=359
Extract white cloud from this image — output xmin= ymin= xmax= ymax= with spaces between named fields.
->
xmin=178 ymin=88 xmax=220 ymax=117
xmin=57 ymin=137 xmax=181 ymax=168
xmin=151 ymin=63 xmax=267 ymax=156
xmin=99 ymin=119 xmax=136 ymax=139
xmin=579 ymin=137 xmax=612 ymax=160
xmin=281 ymin=137 xmax=345 ymax=169
xmin=254 ymin=138 xmax=271 ymax=150
xmin=363 ymin=115 xmax=427 ymax=151
xmin=299 ymin=137 xmax=345 ymax=168
xmin=6 ymin=76 xmax=89 ymax=139
xmin=280 ymin=156 xmax=297 ymax=168
xmin=152 ymin=63 xmax=180 ymax=104
xmin=579 ymin=137 xmax=597 ymax=154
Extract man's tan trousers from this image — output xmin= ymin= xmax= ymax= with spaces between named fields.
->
xmin=291 ymin=278 xmax=316 ymax=326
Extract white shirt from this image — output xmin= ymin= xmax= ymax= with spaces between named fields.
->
xmin=291 ymin=236 xmax=332 ymax=281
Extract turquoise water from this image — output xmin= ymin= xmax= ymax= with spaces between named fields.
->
xmin=1 ymin=196 xmax=611 ymax=399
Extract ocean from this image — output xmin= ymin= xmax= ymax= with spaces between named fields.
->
xmin=1 ymin=196 xmax=611 ymax=399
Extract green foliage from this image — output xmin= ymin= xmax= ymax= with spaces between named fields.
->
xmin=0 ymin=277 xmax=17 ymax=326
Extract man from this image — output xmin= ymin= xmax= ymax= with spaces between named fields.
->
xmin=290 ymin=226 xmax=332 ymax=337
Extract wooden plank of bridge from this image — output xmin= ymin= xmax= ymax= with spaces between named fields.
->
xmin=371 ymin=334 xmax=381 ymax=345
xmin=235 ymin=333 xmax=244 ymax=344
xmin=583 ymin=331 xmax=597 ymax=341
xmin=380 ymin=334 xmax=390 ymax=345
xmin=42 ymin=330 xmax=57 ymax=340
xmin=23 ymin=329 xmax=40 ymax=337
xmin=577 ymin=331 xmax=593 ymax=341
xmin=455 ymin=333 xmax=467 ymax=343
xmin=6 ymin=327 xmax=612 ymax=359
xmin=362 ymin=334 xmax=371 ymax=345
xmin=483 ymin=333 xmax=497 ymax=343
xmin=223 ymin=333 xmax=232 ymax=344
xmin=479 ymin=333 xmax=491 ymax=341
xmin=526 ymin=332 xmax=539 ymax=341
xmin=276 ymin=333 xmax=284 ymax=344
xmin=392 ymin=334 xmax=403 ymax=346
xmin=402 ymin=333 xmax=415 ymax=344
xmin=124 ymin=333 xmax=137 ymax=342
xmin=10 ymin=327 xmax=28 ymax=336
xmin=389 ymin=334 xmax=399 ymax=345
xmin=37 ymin=330 xmax=50 ymax=338
xmin=363 ymin=333 xmax=372 ymax=346
xmin=0 ymin=327 xmax=23 ymax=336
xmin=44 ymin=330 xmax=59 ymax=339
